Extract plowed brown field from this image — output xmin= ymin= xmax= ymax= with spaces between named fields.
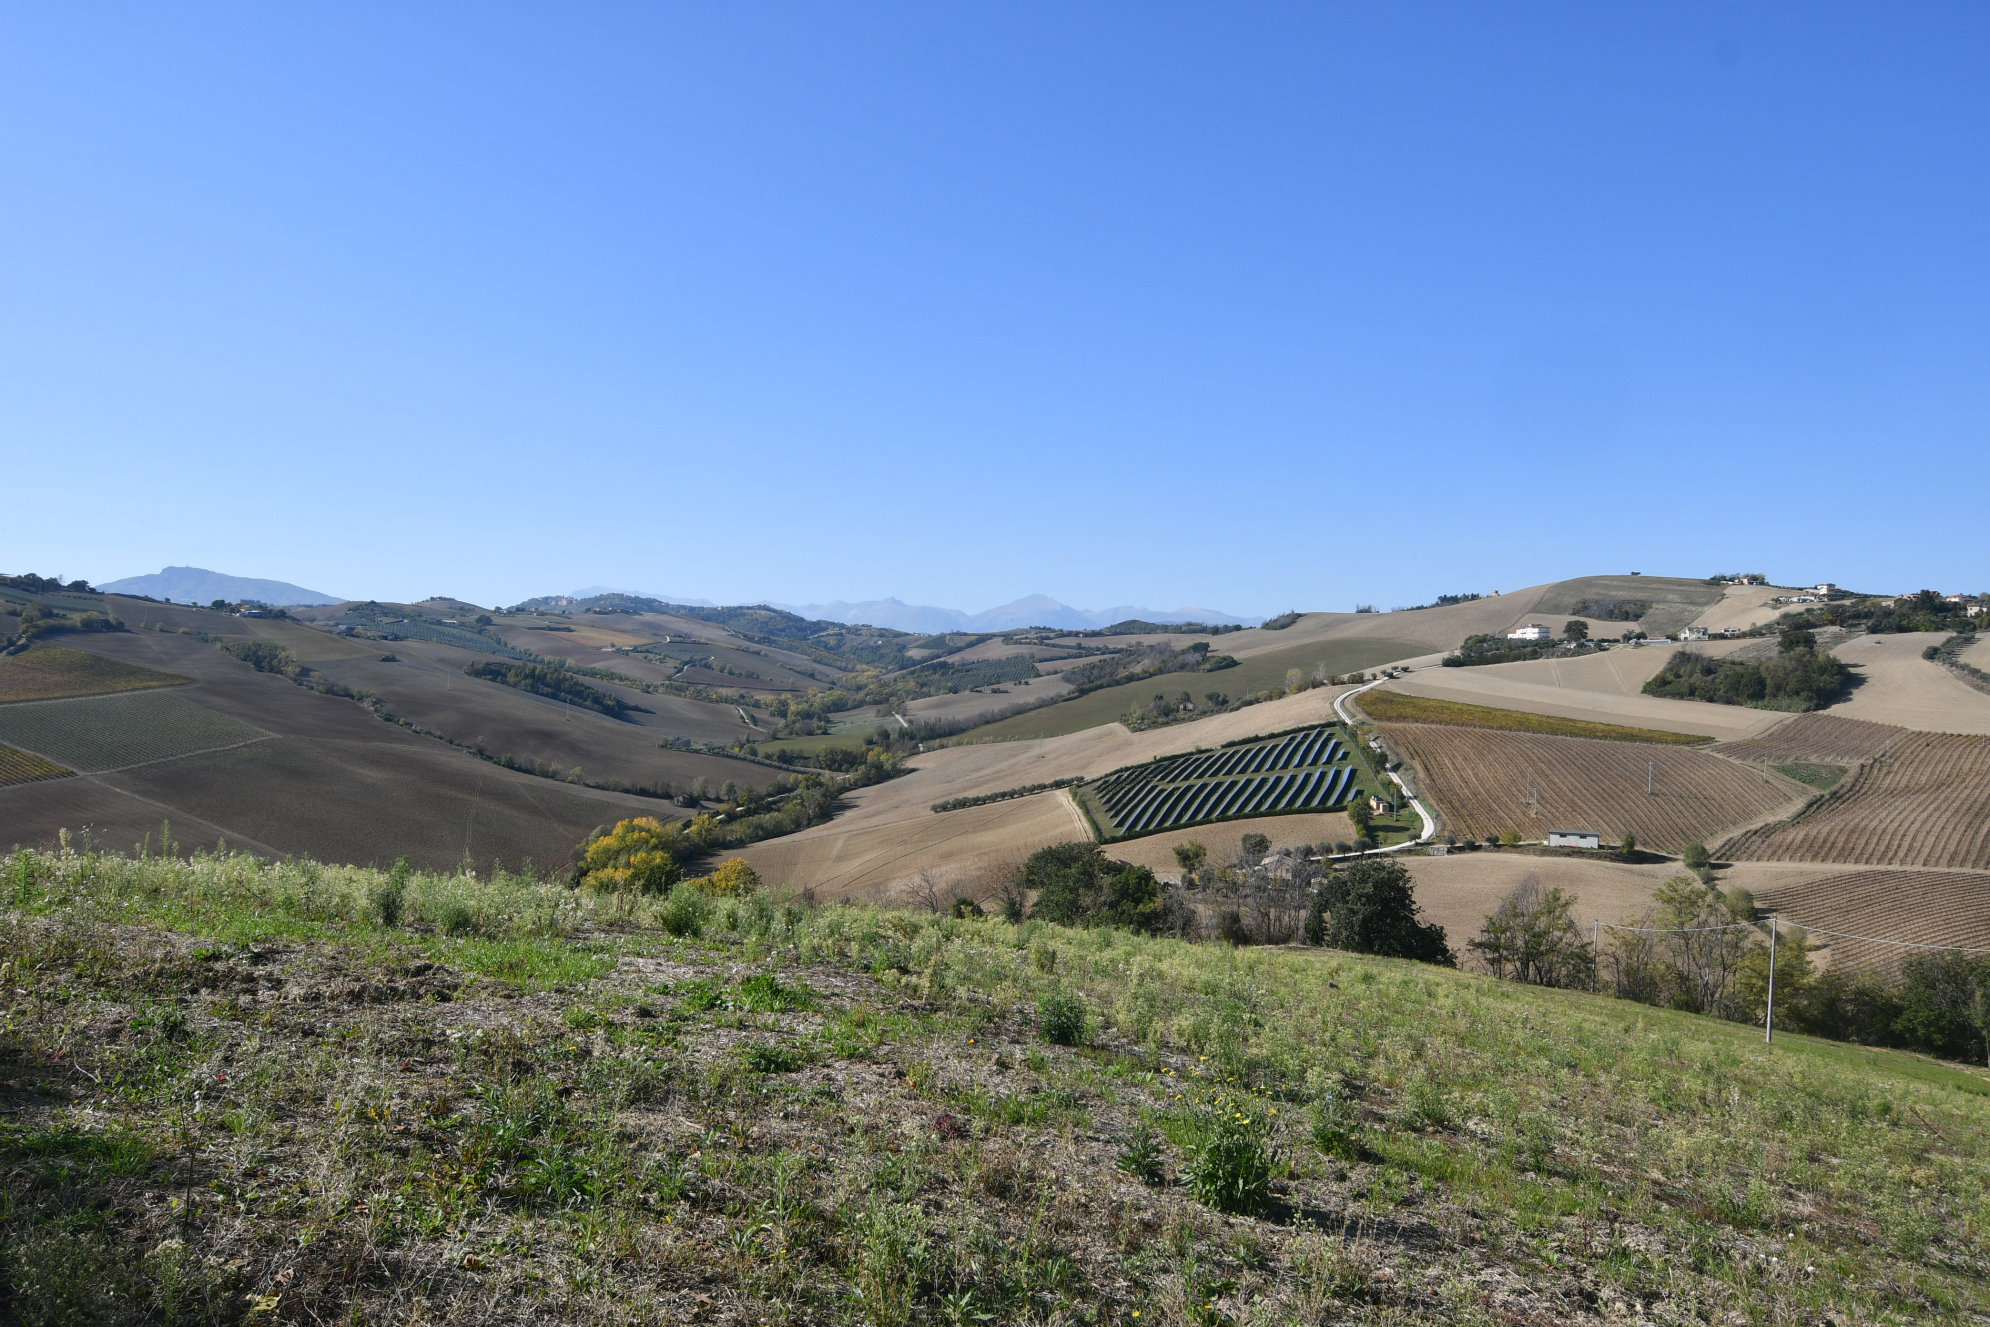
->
xmin=1752 ymin=868 xmax=1990 ymax=974
xmin=1710 ymin=713 xmax=1905 ymax=765
xmin=1382 ymin=723 xmax=1806 ymax=851
xmin=1723 ymin=732 xmax=1990 ymax=869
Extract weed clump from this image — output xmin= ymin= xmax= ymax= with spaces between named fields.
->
xmin=743 ymin=1042 xmax=805 ymax=1073
xmin=1039 ymin=990 xmax=1087 ymax=1046
xmin=1117 ymin=1121 xmax=1167 ymax=1186
xmin=1187 ymin=1098 xmax=1280 ymax=1216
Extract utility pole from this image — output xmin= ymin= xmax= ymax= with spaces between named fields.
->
xmin=1648 ymin=760 xmax=1654 ymax=796
xmin=1592 ymin=919 xmax=1600 ymax=993
xmin=1765 ymin=917 xmax=1778 ymax=1045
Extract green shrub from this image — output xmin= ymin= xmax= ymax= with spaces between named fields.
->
xmin=437 ymin=900 xmax=477 ymax=936
xmin=1188 ymin=1100 xmax=1280 ymax=1215
xmin=656 ymin=887 xmax=710 ymax=938
xmin=1038 ymin=990 xmax=1087 ymax=1046
xmin=1310 ymin=1093 xmax=1368 ymax=1161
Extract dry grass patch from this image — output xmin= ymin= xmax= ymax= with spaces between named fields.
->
xmin=1358 ymin=689 xmax=1709 ymax=744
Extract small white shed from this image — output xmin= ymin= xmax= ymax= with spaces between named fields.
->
xmin=1546 ymin=829 xmax=1602 ymax=850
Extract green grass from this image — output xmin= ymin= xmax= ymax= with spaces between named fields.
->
xmin=952 ymin=638 xmax=1425 ymax=743
xmin=1357 ymin=687 xmax=1712 ymax=743
xmin=4 ymin=846 xmax=1989 ymax=1323
xmin=0 ymin=690 xmax=267 ymax=770
xmin=1775 ymin=761 xmax=1850 ymax=790
xmin=0 ymin=645 xmax=188 ymax=703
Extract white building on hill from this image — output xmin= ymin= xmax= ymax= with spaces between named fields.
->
xmin=1507 ymin=624 xmax=1552 ymax=642
xmin=1546 ymin=829 xmax=1602 ymax=850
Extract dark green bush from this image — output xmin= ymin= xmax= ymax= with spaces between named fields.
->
xmin=1038 ymin=990 xmax=1087 ymax=1046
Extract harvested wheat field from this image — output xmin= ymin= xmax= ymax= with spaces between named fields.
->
xmin=1108 ymin=814 xmax=1357 ymax=878
xmin=1687 ymin=584 xmax=1791 ymax=636
xmin=1723 ymin=731 xmax=1990 ymax=870
xmin=1403 ymin=851 xmax=1683 ymax=963
xmin=1383 ymin=723 xmax=1809 ymax=852
xmin=1825 ymin=634 xmax=1990 ymax=734
xmin=739 ymin=789 xmax=1090 ymax=902
xmin=1750 ymin=868 xmax=1990 ymax=975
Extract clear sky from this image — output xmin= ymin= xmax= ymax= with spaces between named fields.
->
xmin=4 ymin=4 xmax=1986 ymax=614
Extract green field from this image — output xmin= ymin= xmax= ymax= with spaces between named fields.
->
xmin=951 ymin=637 xmax=1425 ymax=742
xmin=1081 ymin=723 xmax=1364 ymax=839
xmin=0 ymin=741 xmax=72 ymax=787
xmin=1775 ymin=761 xmax=1850 ymax=790
xmin=1354 ymin=688 xmax=1712 ymax=744
xmin=0 ymin=646 xmax=188 ymax=703
xmin=3 ymin=846 xmax=1986 ymax=1324
xmin=0 ymin=691 xmax=268 ymax=771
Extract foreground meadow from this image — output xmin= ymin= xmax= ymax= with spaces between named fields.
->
xmin=2 ymin=844 xmax=1986 ymax=1324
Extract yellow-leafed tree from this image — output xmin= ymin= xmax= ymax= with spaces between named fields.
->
xmin=577 ymin=817 xmax=684 ymax=894
xmin=692 ymin=857 xmax=762 ymax=896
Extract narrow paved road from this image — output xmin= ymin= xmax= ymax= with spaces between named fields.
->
xmin=1333 ymin=675 xmax=1437 ymax=857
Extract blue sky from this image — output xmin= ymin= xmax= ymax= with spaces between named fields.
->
xmin=5 ymin=4 xmax=1986 ymax=614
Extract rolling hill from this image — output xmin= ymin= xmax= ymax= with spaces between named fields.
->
xmin=97 ymin=565 xmax=343 ymax=606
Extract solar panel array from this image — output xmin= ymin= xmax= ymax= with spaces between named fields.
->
xmin=1086 ymin=724 xmax=1360 ymax=839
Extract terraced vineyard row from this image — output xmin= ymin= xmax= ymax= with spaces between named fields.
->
xmin=1710 ymin=712 xmax=1904 ymax=766
xmin=1381 ymin=723 xmax=1805 ymax=852
xmin=0 ymin=691 xmax=269 ymax=772
xmin=0 ymin=742 xmax=73 ymax=787
xmin=1752 ymin=869 xmax=1990 ymax=975
xmin=1083 ymin=724 xmax=1362 ymax=839
xmin=1723 ymin=731 xmax=1990 ymax=870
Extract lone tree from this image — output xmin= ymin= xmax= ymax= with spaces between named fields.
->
xmin=1468 ymin=877 xmax=1594 ymax=988
xmin=1563 ymin=619 xmax=1591 ymax=642
xmin=1172 ymin=840 xmax=1208 ymax=876
xmin=1312 ymin=859 xmax=1454 ymax=965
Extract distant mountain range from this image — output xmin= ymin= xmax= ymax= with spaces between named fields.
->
xmin=100 ymin=566 xmax=343 ymax=607
xmin=770 ymin=595 xmax=1258 ymax=633
xmin=569 ymin=585 xmax=717 ymax=607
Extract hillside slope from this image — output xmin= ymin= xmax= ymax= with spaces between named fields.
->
xmin=3 ymin=848 xmax=1985 ymax=1325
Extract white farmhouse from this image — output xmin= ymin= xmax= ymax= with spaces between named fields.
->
xmin=1507 ymin=624 xmax=1552 ymax=642
xmin=1681 ymin=625 xmax=1710 ymax=641
xmin=1546 ymin=829 xmax=1603 ymax=850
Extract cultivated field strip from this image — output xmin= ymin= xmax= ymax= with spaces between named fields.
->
xmin=0 ymin=645 xmax=188 ymax=703
xmin=0 ymin=742 xmax=73 ymax=787
xmin=1382 ymin=723 xmax=1803 ymax=852
xmin=1710 ymin=713 xmax=1905 ymax=766
xmin=0 ymin=691 xmax=269 ymax=771
xmin=1752 ymin=869 xmax=1990 ymax=975
xmin=1084 ymin=723 xmax=1359 ymax=839
xmin=1723 ymin=732 xmax=1990 ymax=870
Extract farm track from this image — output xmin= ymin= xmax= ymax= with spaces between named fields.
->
xmin=1723 ymin=732 xmax=1990 ymax=870
xmin=1752 ymin=868 xmax=1990 ymax=974
xmin=1381 ymin=723 xmax=1807 ymax=852
xmin=1709 ymin=713 xmax=1905 ymax=766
